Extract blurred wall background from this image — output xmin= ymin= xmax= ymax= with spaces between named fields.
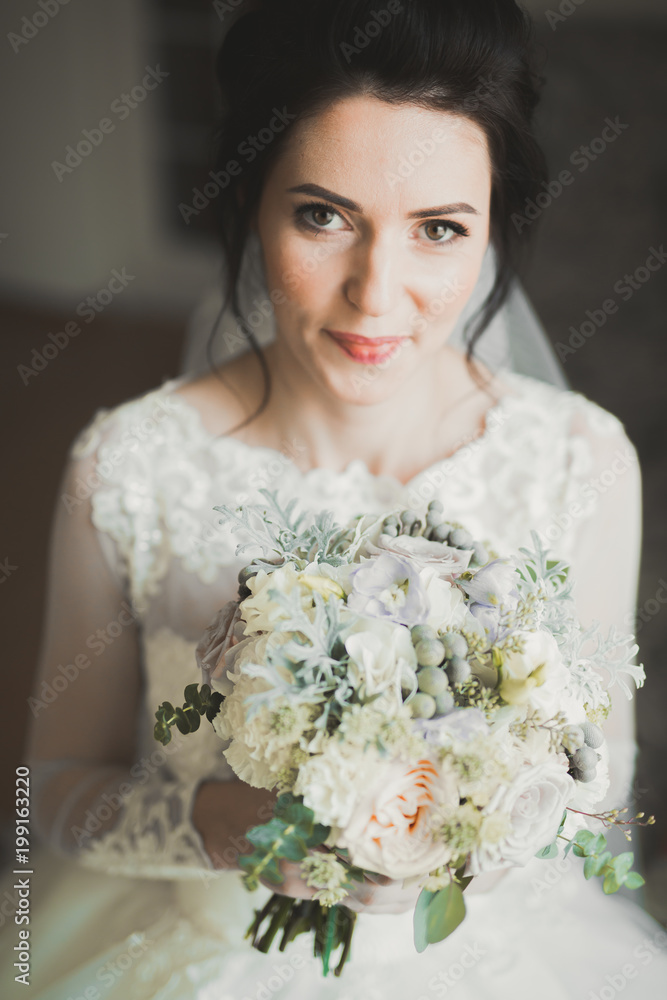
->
xmin=1 ymin=0 xmax=665 ymax=917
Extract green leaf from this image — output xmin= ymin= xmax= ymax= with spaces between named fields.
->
xmin=611 ymin=852 xmax=635 ymax=879
xmin=153 ymin=721 xmax=171 ymax=745
xmin=184 ymin=683 xmax=202 ymax=710
xmin=593 ymin=851 xmax=612 ymax=875
xmin=246 ymin=818 xmax=288 ymax=846
xmin=572 ymin=830 xmax=596 ymax=849
xmin=173 ymin=706 xmax=190 ymax=735
xmin=623 ymin=871 xmax=645 ymax=890
xmin=603 ymin=870 xmax=621 ymax=894
xmin=304 ymin=823 xmax=330 ymax=848
xmin=413 ymin=884 xmax=466 ymax=954
xmin=591 ymin=833 xmax=607 ymax=856
xmin=583 ymin=855 xmax=598 ymax=879
xmin=535 ymin=842 xmax=558 ymax=860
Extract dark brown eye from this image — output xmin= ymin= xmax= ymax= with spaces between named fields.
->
xmin=312 ymin=207 xmax=335 ymax=226
xmin=423 ymin=221 xmax=453 ymax=242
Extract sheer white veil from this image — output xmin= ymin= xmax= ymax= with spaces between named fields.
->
xmin=179 ymin=234 xmax=567 ymax=389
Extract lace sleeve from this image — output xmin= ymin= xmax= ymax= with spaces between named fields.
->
xmin=562 ymin=397 xmax=643 ymax=807
xmin=26 ymin=409 xmax=215 ymax=879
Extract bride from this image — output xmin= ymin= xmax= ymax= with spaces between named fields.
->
xmin=4 ymin=1 xmax=666 ymax=997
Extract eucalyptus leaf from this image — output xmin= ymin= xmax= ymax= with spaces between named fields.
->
xmin=414 ymin=884 xmax=466 ymax=953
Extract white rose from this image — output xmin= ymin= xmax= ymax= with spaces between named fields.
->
xmin=419 ymin=568 xmax=475 ymax=631
xmin=336 ymin=756 xmax=460 ymax=880
xmin=499 ymin=630 xmax=570 ymax=711
xmin=240 ymin=564 xmax=302 ymax=634
xmin=343 ymin=618 xmax=418 ymax=706
xmin=468 ymin=757 xmax=575 ymax=874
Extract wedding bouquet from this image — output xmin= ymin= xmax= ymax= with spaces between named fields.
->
xmin=154 ymin=491 xmax=652 ymax=977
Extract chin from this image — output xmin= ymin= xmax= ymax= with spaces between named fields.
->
xmin=316 ymin=351 xmax=421 ymax=406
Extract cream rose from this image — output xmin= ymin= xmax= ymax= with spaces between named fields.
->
xmin=240 ymin=562 xmax=348 ymax=635
xmin=335 ymin=756 xmax=460 ymax=879
xmin=343 ymin=618 xmax=418 ymax=707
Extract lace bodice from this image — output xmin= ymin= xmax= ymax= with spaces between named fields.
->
xmin=28 ymin=370 xmax=643 ymax=879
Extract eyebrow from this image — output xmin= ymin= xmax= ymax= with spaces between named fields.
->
xmin=287 ymin=183 xmax=480 ymax=218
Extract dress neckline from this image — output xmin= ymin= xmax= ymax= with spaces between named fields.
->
xmin=158 ymin=370 xmax=531 ymax=491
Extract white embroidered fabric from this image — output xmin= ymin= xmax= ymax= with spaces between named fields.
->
xmin=8 ymin=368 xmax=666 ymax=1000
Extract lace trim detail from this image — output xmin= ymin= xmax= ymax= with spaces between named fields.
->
xmin=75 ymin=772 xmax=214 ymax=880
xmin=68 ymin=372 xmax=629 ymax=614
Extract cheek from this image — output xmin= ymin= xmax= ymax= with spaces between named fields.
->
xmin=264 ymin=233 xmax=341 ymax=304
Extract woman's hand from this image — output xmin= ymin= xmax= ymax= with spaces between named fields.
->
xmin=263 ymin=856 xmax=422 ymax=914
xmin=193 ymin=780 xmax=422 ymax=913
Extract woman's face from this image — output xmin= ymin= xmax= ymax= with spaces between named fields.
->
xmin=254 ymin=94 xmax=492 ymax=403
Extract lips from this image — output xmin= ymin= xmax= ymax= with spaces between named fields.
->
xmin=324 ymin=329 xmax=407 ymax=365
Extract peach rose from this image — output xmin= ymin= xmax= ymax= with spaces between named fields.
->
xmin=336 ymin=757 xmax=459 ymax=880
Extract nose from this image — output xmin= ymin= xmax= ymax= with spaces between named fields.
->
xmin=343 ymin=235 xmax=399 ymax=317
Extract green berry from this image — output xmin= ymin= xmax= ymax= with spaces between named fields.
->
xmin=428 ymin=500 xmax=444 ymax=513
xmin=441 ymin=632 xmax=468 ymax=659
xmin=470 ymin=542 xmax=489 ymax=567
xmin=415 ymin=638 xmax=446 ymax=668
xmin=561 ymin=725 xmax=585 ymax=754
xmin=433 ymin=691 xmax=455 ymax=717
xmin=446 ymin=656 xmax=471 ymax=685
xmin=382 ymin=523 xmax=399 ymax=537
xmin=581 ymin=721 xmax=604 ymax=749
xmin=571 ymin=766 xmax=597 ymax=783
xmin=411 ymin=624 xmax=438 ymax=644
xmin=431 ymin=523 xmax=452 ymax=543
xmin=400 ymin=510 xmax=418 ymax=533
xmin=426 ymin=509 xmax=445 ymax=528
xmin=417 ymin=666 xmax=449 ymax=696
xmin=570 ymin=746 xmax=599 ymax=771
xmin=410 ymin=693 xmax=437 ymax=719
xmin=448 ymin=528 xmax=474 ymax=549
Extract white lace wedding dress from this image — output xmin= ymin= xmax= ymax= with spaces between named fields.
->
xmin=3 ymin=368 xmax=666 ymax=1000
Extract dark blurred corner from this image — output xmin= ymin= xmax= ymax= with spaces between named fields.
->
xmin=0 ymin=0 xmax=665 ymax=918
